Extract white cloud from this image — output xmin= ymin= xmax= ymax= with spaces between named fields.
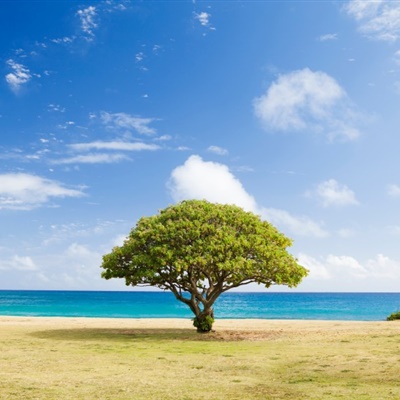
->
xmin=176 ymin=146 xmax=191 ymax=151
xmin=297 ymin=253 xmax=331 ymax=280
xmin=326 ymin=254 xmax=367 ymax=277
xmin=103 ymin=0 xmax=129 ymax=13
xmin=234 ymin=165 xmax=255 ymax=173
xmin=153 ymin=44 xmax=162 ymax=54
xmin=74 ymin=2 xmax=129 ymax=42
xmin=77 ymin=6 xmax=98 ymax=38
xmin=366 ymin=254 xmax=400 ymax=278
xmin=308 ymin=179 xmax=359 ymax=207
xmin=135 ymin=52 xmax=144 ymax=62
xmin=299 ymin=252 xmax=400 ymax=282
xmin=51 ymin=36 xmax=75 ymax=45
xmin=100 ymin=112 xmax=157 ymax=135
xmin=52 ymin=136 xmax=158 ymax=165
xmin=42 ymin=243 xmax=104 ymax=288
xmin=387 ymin=183 xmax=400 ymax=197
xmin=253 ymin=68 xmax=361 ymax=141
xmin=345 ymin=0 xmax=400 ymax=42
xmin=345 ymin=0 xmax=383 ymax=20
xmin=168 ymin=155 xmax=258 ymax=212
xmin=318 ymin=33 xmax=338 ymax=41
xmin=57 ymin=121 xmax=75 ymax=129
xmin=48 ymin=104 xmax=66 ymax=113
xmin=0 ymin=255 xmax=37 ymax=271
xmin=40 ymin=220 xmax=127 ymax=247
xmin=5 ymin=59 xmax=32 ymax=93
xmin=52 ymin=153 xmax=130 ymax=165
xmin=168 ymin=155 xmax=328 ymax=238
xmin=155 ymin=135 xmax=172 ymax=141
xmin=195 ymin=11 xmax=211 ymax=27
xmin=0 ymin=173 xmax=85 ymax=210
xmin=66 ymin=243 xmax=93 ymax=257
xmin=194 ymin=11 xmax=215 ymax=32
xmin=112 ymin=234 xmax=128 ymax=247
xmin=261 ymin=208 xmax=329 ymax=238
xmin=69 ymin=141 xmax=160 ymax=152
xmin=207 ymin=145 xmax=228 ymax=156
xmin=0 ymin=219 xmax=132 ymax=289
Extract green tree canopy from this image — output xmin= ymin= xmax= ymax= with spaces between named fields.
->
xmin=101 ymin=200 xmax=308 ymax=332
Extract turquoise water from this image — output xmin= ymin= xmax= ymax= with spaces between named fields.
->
xmin=0 ymin=291 xmax=399 ymax=321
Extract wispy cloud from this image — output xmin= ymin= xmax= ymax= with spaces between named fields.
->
xmin=77 ymin=6 xmax=98 ymax=39
xmin=31 ymin=1 xmax=129 ymax=49
xmin=306 ymin=179 xmax=359 ymax=207
xmin=40 ymin=220 xmax=128 ymax=247
xmin=345 ymin=0 xmax=400 ymax=42
xmin=54 ymin=140 xmax=160 ymax=164
xmin=387 ymin=183 xmax=400 ymax=197
xmin=152 ymin=44 xmax=162 ymax=54
xmin=5 ymin=59 xmax=32 ymax=93
xmin=69 ymin=141 xmax=160 ymax=152
xmin=234 ymin=165 xmax=254 ymax=173
xmin=0 ymin=255 xmax=37 ymax=271
xmin=135 ymin=52 xmax=144 ymax=62
xmin=48 ymin=104 xmax=66 ymax=113
xmin=51 ymin=36 xmax=75 ymax=45
xmin=194 ymin=11 xmax=215 ymax=31
xmin=318 ymin=33 xmax=338 ymax=41
xmin=168 ymin=155 xmax=328 ymax=238
xmin=103 ymin=0 xmax=130 ymax=13
xmin=75 ymin=2 xmax=130 ymax=41
xmin=253 ymin=68 xmax=362 ymax=141
xmin=207 ymin=145 xmax=228 ymax=156
xmin=100 ymin=112 xmax=157 ymax=135
xmin=0 ymin=173 xmax=85 ymax=210
xmin=261 ymin=208 xmax=328 ymax=238
xmin=155 ymin=135 xmax=172 ymax=142
xmin=52 ymin=153 xmax=130 ymax=165
xmin=195 ymin=11 xmax=211 ymax=26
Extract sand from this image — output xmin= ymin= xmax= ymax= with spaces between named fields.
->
xmin=0 ymin=315 xmax=396 ymax=337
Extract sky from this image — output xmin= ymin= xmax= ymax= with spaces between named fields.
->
xmin=1 ymin=0 xmax=400 ymax=292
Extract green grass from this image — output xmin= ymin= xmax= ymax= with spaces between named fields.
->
xmin=0 ymin=320 xmax=400 ymax=399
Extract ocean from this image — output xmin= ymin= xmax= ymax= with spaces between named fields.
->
xmin=1 ymin=291 xmax=399 ymax=321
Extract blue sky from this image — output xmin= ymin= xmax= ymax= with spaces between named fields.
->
xmin=1 ymin=0 xmax=400 ymax=291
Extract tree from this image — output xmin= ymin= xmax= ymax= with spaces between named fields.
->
xmin=101 ymin=200 xmax=308 ymax=332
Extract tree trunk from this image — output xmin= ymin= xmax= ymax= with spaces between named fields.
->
xmin=193 ymin=308 xmax=215 ymax=333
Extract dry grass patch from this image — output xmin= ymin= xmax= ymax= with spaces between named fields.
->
xmin=0 ymin=318 xmax=399 ymax=399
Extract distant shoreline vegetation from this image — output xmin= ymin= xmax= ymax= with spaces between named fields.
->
xmin=386 ymin=310 xmax=400 ymax=321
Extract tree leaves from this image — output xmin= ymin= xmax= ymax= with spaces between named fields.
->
xmin=101 ymin=200 xmax=308 ymax=324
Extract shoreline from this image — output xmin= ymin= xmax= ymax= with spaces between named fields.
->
xmin=0 ymin=315 xmax=397 ymax=333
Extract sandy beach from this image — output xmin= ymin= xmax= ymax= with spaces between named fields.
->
xmin=1 ymin=315 xmax=398 ymax=336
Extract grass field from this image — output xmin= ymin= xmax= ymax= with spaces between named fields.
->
xmin=0 ymin=317 xmax=399 ymax=399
